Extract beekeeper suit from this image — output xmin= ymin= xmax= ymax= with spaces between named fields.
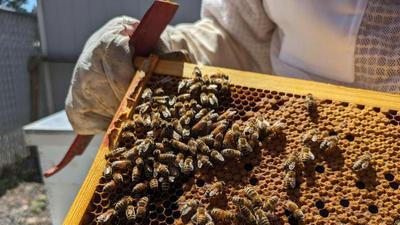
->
xmin=66 ymin=0 xmax=400 ymax=135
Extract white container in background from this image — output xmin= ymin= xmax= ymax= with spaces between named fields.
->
xmin=23 ymin=111 xmax=103 ymax=225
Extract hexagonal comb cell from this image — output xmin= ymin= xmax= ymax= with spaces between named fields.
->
xmin=82 ymin=70 xmax=400 ymax=225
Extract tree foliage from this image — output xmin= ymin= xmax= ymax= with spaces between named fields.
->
xmin=0 ymin=0 xmax=28 ymax=13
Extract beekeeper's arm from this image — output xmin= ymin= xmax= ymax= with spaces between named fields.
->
xmin=65 ymin=0 xmax=275 ymax=135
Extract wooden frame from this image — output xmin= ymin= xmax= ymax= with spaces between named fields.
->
xmin=63 ymin=57 xmax=400 ymax=225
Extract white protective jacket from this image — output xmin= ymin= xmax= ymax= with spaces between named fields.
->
xmin=66 ymin=0 xmax=400 ymax=134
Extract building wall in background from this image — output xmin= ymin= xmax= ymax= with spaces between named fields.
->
xmin=0 ymin=9 xmax=38 ymax=170
xmin=38 ymin=0 xmax=202 ymax=60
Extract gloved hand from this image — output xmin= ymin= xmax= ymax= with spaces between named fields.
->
xmin=65 ymin=16 xmax=139 ymax=135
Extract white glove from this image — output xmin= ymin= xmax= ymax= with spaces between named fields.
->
xmin=65 ymin=16 xmax=138 ymax=135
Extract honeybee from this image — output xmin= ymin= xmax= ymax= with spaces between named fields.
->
xmin=208 ymin=93 xmax=219 ymax=108
xmin=102 ymin=180 xmax=116 ymax=193
xmin=136 ymin=138 xmax=155 ymax=155
xmin=210 ymin=150 xmax=225 ymax=162
xmin=305 ymin=93 xmax=317 ymax=115
xmin=320 ymin=135 xmax=339 ymax=152
xmin=243 ymin=121 xmax=258 ymax=137
xmin=115 ymin=196 xmax=134 ymax=212
xmin=143 ymin=164 xmax=154 ymax=180
xmin=168 ymin=95 xmax=177 ymax=107
xmin=211 ymin=121 xmax=229 ymax=137
xmin=283 ymin=171 xmax=297 ymax=189
xmin=192 ymin=206 xmax=213 ymax=225
xmin=131 ymin=166 xmax=142 ymax=183
xmin=194 ymin=108 xmax=209 ymax=122
xmin=238 ymin=137 xmax=253 ymax=156
xmin=159 ymin=105 xmax=171 ymax=119
xmin=213 ymin=133 xmax=224 ymax=149
xmin=136 ymin=203 xmax=148 ymax=219
xmin=136 ymin=102 xmax=151 ymax=114
xmin=198 ymin=134 xmax=215 ymax=147
xmin=193 ymin=67 xmax=203 ymax=80
xmin=112 ymin=172 xmax=124 ymax=185
xmin=177 ymin=93 xmax=192 ymax=102
xmin=96 ymin=208 xmax=117 ymax=224
xmin=121 ymin=121 xmax=136 ymax=132
xmin=103 ymin=165 xmax=113 ymax=179
xmin=254 ymin=208 xmax=271 ymax=225
xmin=154 ymin=87 xmax=165 ymax=96
xmin=207 ymin=181 xmax=225 ymax=198
xmin=200 ymin=92 xmax=209 ymax=106
xmin=283 ymin=151 xmax=300 ymax=171
xmin=264 ymin=196 xmax=279 ymax=212
xmin=105 ymin=147 xmax=127 ymax=160
xmin=217 ymin=108 xmax=236 ymax=121
xmin=197 ymin=154 xmax=213 ymax=169
xmin=171 ymin=139 xmax=190 ymax=153
xmin=150 ymin=112 xmax=164 ymax=129
xmin=300 ymin=146 xmax=315 ymax=163
xmin=232 ymin=196 xmax=253 ymax=208
xmin=153 ymin=162 xmax=170 ymax=177
xmin=153 ymin=95 xmax=169 ymax=105
xmin=121 ymin=147 xmax=139 ymax=160
xmin=302 ymin=129 xmax=320 ymax=147
xmin=137 ymin=196 xmax=149 ymax=207
xmin=156 ymin=152 xmax=176 ymax=164
xmin=135 ymin=157 xmax=144 ymax=167
xmin=210 ymin=208 xmax=235 ymax=223
xmin=149 ymin=177 xmax=159 ymax=191
xmin=238 ymin=204 xmax=257 ymax=224
xmin=172 ymin=119 xmax=184 ymax=134
xmin=132 ymin=182 xmax=148 ymax=196
xmin=120 ymin=131 xmax=137 ymax=146
xmin=192 ymin=119 xmax=212 ymax=136
xmin=268 ymin=121 xmax=285 ymax=136
xmin=197 ymin=139 xmax=211 ymax=155
xmin=223 ymin=123 xmax=241 ymax=149
xmin=244 ymin=187 xmax=263 ymax=208
xmin=189 ymin=81 xmax=202 ymax=95
xmin=254 ymin=116 xmax=270 ymax=140
xmin=176 ymin=153 xmax=185 ymax=168
xmin=178 ymin=79 xmax=190 ymax=94
xmin=182 ymin=199 xmax=200 ymax=216
xmin=141 ymin=88 xmax=153 ymax=101
xmin=352 ymin=151 xmax=372 ymax=171
xmin=181 ymin=110 xmax=195 ymax=126
xmin=125 ymin=205 xmax=136 ymax=221
xmin=142 ymin=114 xmax=152 ymax=128
xmin=187 ymin=138 xmax=197 ymax=155
xmin=182 ymin=156 xmax=194 ymax=175
xmin=286 ymin=200 xmax=304 ymax=222
xmin=159 ymin=176 xmax=171 ymax=192
xmin=221 ymin=149 xmax=242 ymax=159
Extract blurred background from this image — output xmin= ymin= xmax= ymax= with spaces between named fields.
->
xmin=0 ymin=0 xmax=201 ymax=224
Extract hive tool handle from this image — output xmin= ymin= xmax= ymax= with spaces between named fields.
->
xmin=43 ymin=0 xmax=179 ymax=177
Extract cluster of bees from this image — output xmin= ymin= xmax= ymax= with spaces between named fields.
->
xmin=95 ymin=66 xmax=381 ymax=225
xmin=282 ymin=94 xmax=374 ymax=191
xmin=181 ymin=185 xmax=304 ymax=225
xmin=95 ymin=68 xmax=288 ymax=224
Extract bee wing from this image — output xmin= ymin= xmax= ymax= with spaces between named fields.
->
xmin=212 ymin=151 xmax=225 ymax=162
xmin=191 ymin=213 xmax=198 ymax=223
xmin=177 ymin=80 xmax=187 ymax=94
xmin=361 ymin=161 xmax=369 ymax=169
xmin=181 ymin=205 xmax=193 ymax=216
xmin=197 ymin=159 xmax=203 ymax=169
xmin=168 ymin=176 xmax=175 ymax=183
xmin=200 ymin=93 xmax=209 ymax=105
xmin=290 ymin=179 xmax=297 ymax=189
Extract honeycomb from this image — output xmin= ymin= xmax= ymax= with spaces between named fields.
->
xmin=82 ymin=71 xmax=400 ymax=225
